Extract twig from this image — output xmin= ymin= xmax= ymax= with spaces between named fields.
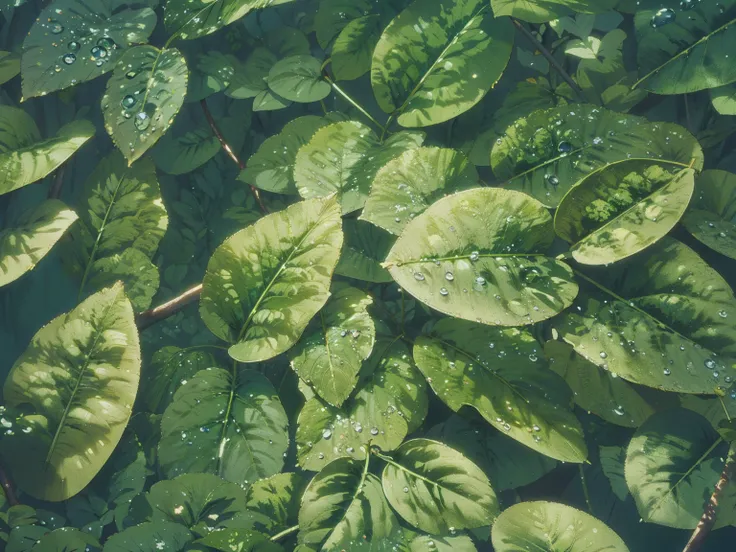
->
xmin=136 ymin=283 xmax=202 ymax=330
xmin=199 ymin=99 xmax=267 ymax=214
xmin=683 ymin=444 xmax=736 ymax=552
xmin=0 ymin=463 xmax=19 ymax=506
xmin=270 ymin=525 xmax=299 ymax=542
xmin=323 ymin=75 xmax=386 ymax=133
xmin=512 ymin=19 xmax=584 ymax=98
xmin=48 ymin=165 xmax=65 ymax=199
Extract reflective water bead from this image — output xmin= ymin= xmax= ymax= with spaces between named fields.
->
xmin=469 ymin=251 xmax=480 ymax=262
xmin=413 ymin=272 xmax=425 ymax=281
xmin=439 ymin=287 xmax=449 ymax=296
xmin=91 ymin=46 xmax=108 ymax=59
xmin=445 ymin=271 xmax=454 ymax=281
xmin=49 ymin=20 xmax=63 ymax=34
xmin=68 ymin=41 xmax=80 ymax=52
xmin=322 ymin=429 xmax=332 ymax=439
xmin=558 ymin=141 xmax=573 ymax=153
xmin=651 ymin=8 xmax=676 ymax=28
xmin=97 ymin=37 xmax=116 ymax=49
xmin=63 ymin=53 xmax=76 ymax=65
xmin=134 ymin=112 xmax=150 ymax=131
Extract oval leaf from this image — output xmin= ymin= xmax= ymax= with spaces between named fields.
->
xmin=200 ymin=197 xmax=343 ymax=363
xmin=267 ymin=55 xmax=330 ymax=103
xmin=103 ymin=45 xmax=188 ymax=164
xmin=491 ymin=501 xmax=629 ymax=552
xmin=381 ymin=438 xmax=498 ymax=534
xmin=164 ymin=0 xmax=268 ymax=40
xmin=335 ymin=219 xmax=394 ymax=283
xmin=332 ymin=14 xmax=383 ymax=81
xmin=372 ymin=0 xmax=514 ymax=127
xmin=385 ymin=188 xmax=579 ymax=326
xmin=0 ymin=200 xmax=78 ymax=288
xmin=1 ymin=283 xmax=140 ymax=501
xmin=103 ymin=522 xmax=192 ymax=552
xmin=682 ymin=169 xmax=736 ymax=260
xmin=554 ymin=160 xmax=695 ymax=265
xmin=414 ymin=319 xmax=587 ymax=462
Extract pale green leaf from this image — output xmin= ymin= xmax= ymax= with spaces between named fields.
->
xmin=335 ymin=219 xmax=394 ymax=283
xmin=414 ymin=319 xmax=587 ymax=463
xmin=0 ymin=51 xmax=20 ymax=85
xmin=682 ymin=170 xmax=736 ymax=260
xmin=491 ymin=501 xmax=629 ymax=551
xmin=20 ymin=0 xmax=156 ymax=99
xmin=296 ymin=337 xmax=427 ymax=470
xmin=385 ymin=188 xmax=579 ymax=326
xmin=565 ymin=36 xmax=601 ymax=59
xmin=0 ymin=200 xmax=78 ymax=288
xmin=0 ymin=283 xmax=140 ymax=501
xmin=298 ymin=457 xmax=399 ymax=549
xmin=164 ymin=0 xmax=270 ymax=40
xmin=491 ymin=0 xmax=617 ymax=23
xmin=554 ymin=160 xmax=695 ymax=265
xmin=634 ymin=3 xmax=736 ymax=94
xmin=245 ymin=473 xmax=309 ymax=534
xmin=200 ymin=197 xmax=343 ymax=363
xmin=491 ymin=104 xmax=703 ymax=207
xmin=361 ymin=146 xmax=478 ymax=235
xmin=102 ymin=46 xmax=188 ymax=164
xmin=103 ymin=522 xmax=192 ymax=552
xmin=711 ymin=83 xmax=736 ymax=115
xmin=372 ymin=0 xmax=514 ymax=127
xmin=290 ymin=283 xmax=375 ymax=406
xmin=267 ymin=55 xmax=330 ymax=103
xmin=381 ymin=438 xmax=498 ymax=534
xmin=554 ymin=238 xmax=736 ymax=394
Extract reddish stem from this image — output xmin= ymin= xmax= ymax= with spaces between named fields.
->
xmin=136 ymin=283 xmax=202 ymax=330
xmin=0 ymin=463 xmax=19 ymax=506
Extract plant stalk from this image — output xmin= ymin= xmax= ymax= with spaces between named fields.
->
xmin=682 ymin=444 xmax=736 ymax=552
xmin=0 ymin=463 xmax=18 ymax=506
xmin=199 ymin=99 xmax=267 ymax=214
xmin=512 ymin=19 xmax=584 ymax=98
xmin=324 ymin=75 xmax=386 ymax=133
xmin=270 ymin=525 xmax=299 ymax=542
xmin=136 ymin=283 xmax=203 ymax=330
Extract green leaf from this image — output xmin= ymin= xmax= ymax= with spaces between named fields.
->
xmin=200 ymin=197 xmax=343 ymax=363
xmin=625 ymin=408 xmax=734 ymax=529
xmin=187 ymin=51 xmax=235 ymax=102
xmin=20 ymin=0 xmax=156 ymax=99
xmin=102 ymin=522 xmax=192 ymax=552
xmin=361 ymin=146 xmax=478 ymax=235
xmin=314 ymin=0 xmax=374 ymax=47
xmin=159 ymin=367 xmax=288 ymax=484
xmin=634 ymin=3 xmax=736 ymax=94
xmin=682 ymin=170 xmax=736 ymax=260
xmin=34 ymin=528 xmax=100 ymax=552
xmin=599 ymin=445 xmax=629 ymax=501
xmin=127 ymin=473 xmax=248 ymax=534
xmin=240 ymin=115 xmax=338 ymax=195
xmin=164 ymin=0 xmax=270 ymax=40
xmin=296 ymin=337 xmax=427 ymax=470
xmin=381 ymin=438 xmax=498 ymax=534
xmin=62 ymin=152 xmax=167 ymax=310
xmin=554 ymin=238 xmax=736 ymax=394
xmin=140 ymin=346 xmax=218 ymax=414
xmin=0 ymin=200 xmax=78 ymax=288
xmin=711 ymin=83 xmax=736 ymax=115
xmin=0 ymin=283 xmax=140 ymax=501
xmin=491 ymin=501 xmax=629 ymax=551
xmin=298 ymin=457 xmax=399 ymax=549
xmin=0 ymin=109 xmax=94 ymax=196
xmin=544 ymin=341 xmax=655 ymax=428
xmin=491 ymin=0 xmax=617 ymax=23
xmin=332 ymin=15 xmax=383 ymax=81
xmin=414 ymin=319 xmax=587 ymax=463
xmin=554 ymin=160 xmax=695 ymax=265
xmin=245 ymin=473 xmax=309 ymax=533
xmin=491 ymin=105 xmax=703 ymax=207
xmin=335 ymin=220 xmax=394 ymax=283
xmin=196 ymin=529 xmax=283 ymax=552
xmin=102 ymin=45 xmax=189 ymax=164
xmin=290 ymin=283 xmax=375 ymax=406
xmin=0 ymin=51 xmax=20 ymax=85
xmin=427 ymin=414 xmax=557 ymax=492
xmin=372 ymin=0 xmax=514 ymax=127
xmin=267 ymin=55 xmax=330 ymax=103
xmin=385 ymin=188 xmax=579 ymax=326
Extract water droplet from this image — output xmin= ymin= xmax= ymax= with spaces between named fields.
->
xmin=469 ymin=251 xmax=480 ymax=262
xmin=445 ymin=271 xmax=454 ymax=281
xmin=125 ymin=70 xmax=137 ymax=79
xmin=558 ymin=141 xmax=573 ymax=153
xmin=49 ymin=20 xmax=63 ymax=34
xmin=413 ymin=272 xmax=425 ymax=281
xmin=599 ymin=351 xmax=608 ymax=359
xmin=97 ymin=37 xmax=116 ymax=50
xmin=402 ymin=486 xmax=409 ymax=493
xmin=68 ymin=41 xmax=80 ymax=52
xmin=705 ymin=359 xmax=717 ymax=369
xmin=91 ymin=46 xmax=108 ymax=59
xmin=529 ymin=353 xmax=538 ymax=362
xmin=546 ymin=174 xmax=560 ymax=186
xmin=322 ymin=429 xmax=332 ymax=439
xmin=354 ymin=422 xmax=363 ymax=433
xmin=63 ymin=53 xmax=76 ymax=65
xmin=613 ymin=405 xmax=625 ymax=416
xmin=663 ymin=368 xmax=671 ymax=376
xmin=134 ymin=111 xmax=150 ymax=131
xmin=121 ymin=95 xmax=137 ymax=109
xmin=651 ymin=8 xmax=676 ymax=28
xmin=370 ymin=427 xmax=379 ymax=436
xmin=719 ymin=310 xmax=728 ymax=318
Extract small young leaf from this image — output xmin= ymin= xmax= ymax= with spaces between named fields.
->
xmin=0 ymin=200 xmax=78 ymax=288
xmin=267 ymin=55 xmax=330 ymax=103
xmin=381 ymin=439 xmax=498 ymax=534
xmin=335 ymin=219 xmax=394 ymax=283
xmin=711 ymin=83 xmax=736 ymax=115
xmin=385 ymin=188 xmax=579 ymax=326
xmin=1 ymin=283 xmax=140 ymax=501
xmin=200 ymin=197 xmax=343 ymax=362
xmin=682 ymin=169 xmax=736 ymax=260
xmin=102 ymin=46 xmax=188 ymax=164
xmin=332 ymin=15 xmax=383 ymax=81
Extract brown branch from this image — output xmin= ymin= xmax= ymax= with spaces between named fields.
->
xmin=48 ymin=166 xmax=65 ymax=199
xmin=199 ymin=99 xmax=267 ymax=214
xmin=512 ymin=19 xmax=584 ymax=98
xmin=683 ymin=444 xmax=736 ymax=552
xmin=0 ymin=463 xmax=19 ymax=506
xmin=136 ymin=283 xmax=202 ymax=330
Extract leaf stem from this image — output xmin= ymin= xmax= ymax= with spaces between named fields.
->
xmin=136 ymin=283 xmax=203 ymax=330
xmin=324 ymin=75 xmax=386 ymax=133
xmin=0 ymin=463 xmax=19 ymax=506
xmin=270 ymin=524 xmax=299 ymax=542
xmin=48 ymin=165 xmax=65 ymax=199
xmin=199 ymin=99 xmax=267 ymax=214
xmin=512 ymin=19 xmax=584 ymax=98
xmin=579 ymin=464 xmax=593 ymax=515
xmin=683 ymin=443 xmax=736 ymax=552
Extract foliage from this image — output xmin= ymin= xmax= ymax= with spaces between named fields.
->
xmin=2 ymin=0 xmax=736 ymax=551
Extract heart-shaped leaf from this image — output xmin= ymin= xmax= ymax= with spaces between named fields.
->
xmin=414 ymin=319 xmax=587 ymax=462
xmin=682 ymin=169 xmax=736 ymax=260
xmin=554 ymin=160 xmax=695 ymax=265
xmin=385 ymin=188 xmax=579 ymax=326
xmin=102 ymin=45 xmax=188 ymax=164
xmin=200 ymin=197 xmax=343 ymax=363
xmin=1 ymin=283 xmax=140 ymax=501
xmin=372 ymin=0 xmax=514 ymax=127
xmin=0 ymin=200 xmax=78 ymax=288
xmin=21 ymin=0 xmax=156 ymax=99
xmin=381 ymin=438 xmax=499 ymax=534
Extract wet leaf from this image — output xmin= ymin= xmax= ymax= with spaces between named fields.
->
xmin=103 ymin=522 xmax=192 ymax=552
xmin=164 ymin=0 xmax=270 ymax=40
xmin=682 ymin=170 xmax=736 ymax=260
xmin=267 ymin=55 xmax=330 ymax=103
xmin=335 ymin=219 xmax=394 ymax=283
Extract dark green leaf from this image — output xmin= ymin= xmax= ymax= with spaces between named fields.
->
xmin=102 ymin=522 xmax=192 ymax=552
xmin=164 ymin=0 xmax=270 ymax=40
xmin=332 ymin=15 xmax=383 ymax=81
xmin=491 ymin=0 xmax=617 ymax=23
xmin=682 ymin=169 xmax=736 ymax=260
xmin=335 ymin=220 xmax=394 ymax=283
